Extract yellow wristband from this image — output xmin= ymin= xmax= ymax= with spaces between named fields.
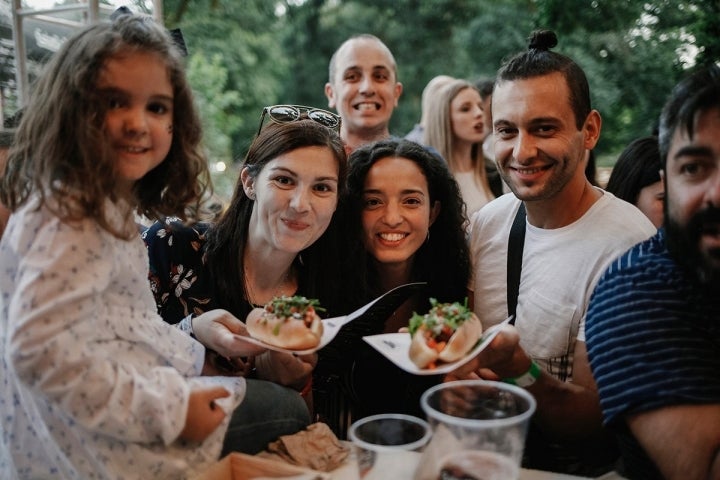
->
xmin=502 ymin=361 xmax=541 ymax=388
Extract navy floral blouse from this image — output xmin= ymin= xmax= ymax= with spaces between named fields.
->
xmin=142 ymin=220 xmax=233 ymax=324
xmin=142 ymin=220 xmax=312 ymax=326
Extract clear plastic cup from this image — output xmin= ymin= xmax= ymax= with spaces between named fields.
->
xmin=415 ymin=380 xmax=536 ymax=480
xmin=349 ymin=413 xmax=432 ymax=479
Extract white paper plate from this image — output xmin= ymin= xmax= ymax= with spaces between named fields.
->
xmin=362 ymin=317 xmax=511 ymax=376
xmin=236 ymin=282 xmax=428 ymax=355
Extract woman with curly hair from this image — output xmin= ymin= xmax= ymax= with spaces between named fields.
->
xmin=316 ymin=138 xmax=471 ymax=426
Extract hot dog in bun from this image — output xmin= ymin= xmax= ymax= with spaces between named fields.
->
xmin=408 ymin=298 xmax=482 ymax=369
xmin=246 ymin=295 xmax=324 ymax=350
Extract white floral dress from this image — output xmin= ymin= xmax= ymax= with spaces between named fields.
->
xmin=0 ymin=200 xmax=245 ymax=479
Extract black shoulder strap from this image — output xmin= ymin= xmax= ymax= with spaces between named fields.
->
xmin=507 ymin=202 xmax=527 ymax=325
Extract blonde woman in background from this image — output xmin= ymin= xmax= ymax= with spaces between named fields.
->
xmin=404 ymin=74 xmax=454 ymax=143
xmin=424 ymin=78 xmax=500 ymax=218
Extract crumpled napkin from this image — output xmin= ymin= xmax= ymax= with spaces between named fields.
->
xmin=258 ymin=422 xmax=350 ymax=472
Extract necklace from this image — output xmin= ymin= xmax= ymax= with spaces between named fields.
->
xmin=244 ymin=266 xmax=294 ymax=308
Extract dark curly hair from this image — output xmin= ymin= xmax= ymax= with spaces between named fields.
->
xmin=342 ymin=138 xmax=470 ymax=308
xmin=0 ymin=14 xmax=209 ymax=239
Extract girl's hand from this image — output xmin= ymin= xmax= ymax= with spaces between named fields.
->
xmin=180 ymin=386 xmax=230 ymax=443
xmin=255 ymin=351 xmax=317 ymax=390
xmin=192 ymin=309 xmax=267 ymax=358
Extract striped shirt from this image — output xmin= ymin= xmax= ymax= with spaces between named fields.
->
xmin=586 ymin=229 xmax=720 ymax=479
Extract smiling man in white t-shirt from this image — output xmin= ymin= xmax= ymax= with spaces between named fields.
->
xmin=453 ymin=30 xmax=655 ymax=476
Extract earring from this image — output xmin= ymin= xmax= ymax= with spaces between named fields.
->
xmin=247 ymin=190 xmax=255 ymax=200
xmin=426 ymin=230 xmax=430 ymax=243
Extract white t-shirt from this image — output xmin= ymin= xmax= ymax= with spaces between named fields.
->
xmin=454 ymin=171 xmax=494 ymax=218
xmin=468 ymin=190 xmax=656 ymax=381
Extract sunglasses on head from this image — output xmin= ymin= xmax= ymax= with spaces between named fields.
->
xmin=256 ymin=104 xmax=341 ymax=136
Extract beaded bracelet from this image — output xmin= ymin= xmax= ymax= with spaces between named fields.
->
xmin=502 ymin=360 xmax=541 ymax=388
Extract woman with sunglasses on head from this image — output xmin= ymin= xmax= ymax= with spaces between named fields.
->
xmin=315 ymin=137 xmax=471 ymax=423
xmin=143 ymin=110 xmax=347 ymax=453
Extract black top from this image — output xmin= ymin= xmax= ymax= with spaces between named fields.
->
xmin=142 ymin=220 xmax=308 ymax=323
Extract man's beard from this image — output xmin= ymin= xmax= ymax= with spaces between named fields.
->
xmin=665 ymin=205 xmax=720 ymax=290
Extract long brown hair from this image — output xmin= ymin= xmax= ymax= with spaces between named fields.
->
xmin=0 ymin=14 xmax=210 ymax=238
xmin=424 ymin=79 xmax=493 ymax=198
xmin=204 ymin=119 xmax=348 ymax=317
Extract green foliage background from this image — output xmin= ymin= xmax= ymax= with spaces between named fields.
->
xmin=161 ymin=0 xmax=718 ymax=196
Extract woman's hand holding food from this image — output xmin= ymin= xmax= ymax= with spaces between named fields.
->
xmin=192 ymin=309 xmax=268 ymax=358
xmin=194 ymin=297 xmax=323 ymax=385
xmin=255 ymin=351 xmax=317 ymax=390
xmin=245 ymin=296 xmax=324 ymax=350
